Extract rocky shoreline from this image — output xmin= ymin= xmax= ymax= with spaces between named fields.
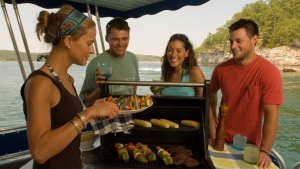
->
xmin=198 ymin=46 xmax=300 ymax=72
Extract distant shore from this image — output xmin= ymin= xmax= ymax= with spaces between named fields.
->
xmin=0 ymin=60 xmax=162 ymax=63
xmin=139 ymin=61 xmax=161 ymax=63
xmin=1 ymin=60 xmax=299 ymax=72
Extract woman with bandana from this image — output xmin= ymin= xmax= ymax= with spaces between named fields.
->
xmin=20 ymin=5 xmax=119 ymax=168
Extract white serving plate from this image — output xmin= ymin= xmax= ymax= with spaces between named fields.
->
xmin=118 ymin=102 xmax=153 ymax=115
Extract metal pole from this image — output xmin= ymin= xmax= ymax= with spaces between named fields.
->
xmin=95 ymin=6 xmax=105 ymax=52
xmin=1 ymin=0 xmax=26 ymax=81
xmin=105 ymin=80 xmax=206 ymax=87
xmin=86 ymin=4 xmax=99 ymax=56
xmin=12 ymin=0 xmax=35 ymax=72
xmin=271 ymin=148 xmax=287 ymax=169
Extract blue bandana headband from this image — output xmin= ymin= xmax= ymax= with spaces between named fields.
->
xmin=57 ymin=9 xmax=87 ymax=38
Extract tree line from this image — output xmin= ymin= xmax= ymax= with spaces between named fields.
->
xmin=195 ymin=0 xmax=300 ymax=54
xmin=0 ymin=50 xmax=161 ymax=62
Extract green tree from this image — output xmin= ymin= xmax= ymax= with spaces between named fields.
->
xmin=195 ymin=0 xmax=300 ymax=53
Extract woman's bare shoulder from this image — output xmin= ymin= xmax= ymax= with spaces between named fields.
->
xmin=25 ymin=73 xmax=56 ymax=96
xmin=26 ymin=73 xmax=53 ymax=86
xmin=190 ymin=66 xmax=204 ymax=75
xmin=189 ymin=66 xmax=205 ymax=82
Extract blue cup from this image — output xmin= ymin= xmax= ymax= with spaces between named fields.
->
xmin=233 ymin=134 xmax=247 ymax=150
xmin=98 ymin=62 xmax=112 ymax=78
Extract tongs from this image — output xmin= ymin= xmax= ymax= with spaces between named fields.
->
xmin=114 ymin=95 xmax=125 ymax=105
xmin=114 ymin=95 xmax=130 ymax=110
xmin=98 ymin=96 xmax=130 ymax=120
xmin=118 ymin=97 xmax=130 ymax=110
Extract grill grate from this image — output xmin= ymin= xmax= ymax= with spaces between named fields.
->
xmin=95 ymin=144 xmax=211 ymax=168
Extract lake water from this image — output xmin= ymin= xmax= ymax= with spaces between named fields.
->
xmin=0 ymin=61 xmax=299 ymax=168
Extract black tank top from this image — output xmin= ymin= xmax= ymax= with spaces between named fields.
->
xmin=21 ymin=70 xmax=83 ymax=169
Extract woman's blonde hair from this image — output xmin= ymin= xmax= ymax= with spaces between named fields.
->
xmin=35 ymin=5 xmax=95 ymax=45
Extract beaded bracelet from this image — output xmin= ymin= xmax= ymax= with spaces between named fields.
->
xmin=77 ymin=112 xmax=87 ymax=129
xmin=259 ymin=149 xmax=270 ymax=156
xmin=70 ymin=118 xmax=82 ymax=134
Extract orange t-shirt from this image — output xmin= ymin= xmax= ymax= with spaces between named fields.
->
xmin=210 ymin=56 xmax=283 ymax=147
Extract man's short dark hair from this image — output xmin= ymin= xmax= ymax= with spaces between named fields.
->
xmin=106 ymin=17 xmax=130 ymax=35
xmin=229 ymin=19 xmax=259 ymax=38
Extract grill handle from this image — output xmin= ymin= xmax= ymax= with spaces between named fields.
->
xmin=105 ymin=80 xmax=205 ymax=87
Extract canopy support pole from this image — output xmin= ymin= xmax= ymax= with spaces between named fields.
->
xmin=95 ymin=6 xmax=105 ymax=52
xmin=86 ymin=4 xmax=99 ymax=56
xmin=12 ymin=0 xmax=34 ymax=72
xmin=1 ymin=0 xmax=26 ymax=81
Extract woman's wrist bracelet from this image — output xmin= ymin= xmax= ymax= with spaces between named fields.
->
xmin=259 ymin=149 xmax=270 ymax=156
xmin=77 ymin=112 xmax=87 ymax=129
xmin=70 ymin=118 xmax=82 ymax=134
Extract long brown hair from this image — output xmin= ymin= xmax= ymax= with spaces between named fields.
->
xmin=161 ymin=34 xmax=198 ymax=82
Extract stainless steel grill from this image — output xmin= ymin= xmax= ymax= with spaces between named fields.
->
xmin=92 ymin=82 xmax=214 ymax=169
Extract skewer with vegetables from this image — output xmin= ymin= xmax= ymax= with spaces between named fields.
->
xmin=115 ymin=143 xmax=129 ymax=162
xmin=125 ymin=142 xmax=148 ymax=164
xmin=135 ymin=142 xmax=157 ymax=162
xmin=156 ymin=146 xmax=173 ymax=165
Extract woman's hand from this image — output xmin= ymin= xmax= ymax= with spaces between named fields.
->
xmin=92 ymin=99 xmax=119 ymax=120
xmin=150 ymin=86 xmax=161 ymax=95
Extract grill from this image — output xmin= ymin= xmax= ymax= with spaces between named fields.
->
xmin=92 ymin=81 xmax=214 ymax=169
xmin=96 ymin=144 xmax=211 ymax=168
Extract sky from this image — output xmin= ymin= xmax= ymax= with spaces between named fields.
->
xmin=0 ymin=0 xmax=258 ymax=56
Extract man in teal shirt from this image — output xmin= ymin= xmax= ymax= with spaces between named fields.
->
xmin=80 ymin=17 xmax=140 ymax=106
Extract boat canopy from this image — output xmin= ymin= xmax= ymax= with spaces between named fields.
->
xmin=1 ymin=0 xmax=210 ymax=81
xmin=3 ymin=0 xmax=209 ymax=19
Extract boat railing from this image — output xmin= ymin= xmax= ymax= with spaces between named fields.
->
xmin=0 ymin=125 xmax=27 ymax=133
xmin=0 ymin=125 xmax=30 ymax=163
xmin=292 ymin=161 xmax=300 ymax=169
xmin=271 ymin=148 xmax=287 ymax=169
xmin=0 ymin=150 xmax=30 ymax=161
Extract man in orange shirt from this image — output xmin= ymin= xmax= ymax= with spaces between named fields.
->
xmin=210 ymin=19 xmax=283 ymax=169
